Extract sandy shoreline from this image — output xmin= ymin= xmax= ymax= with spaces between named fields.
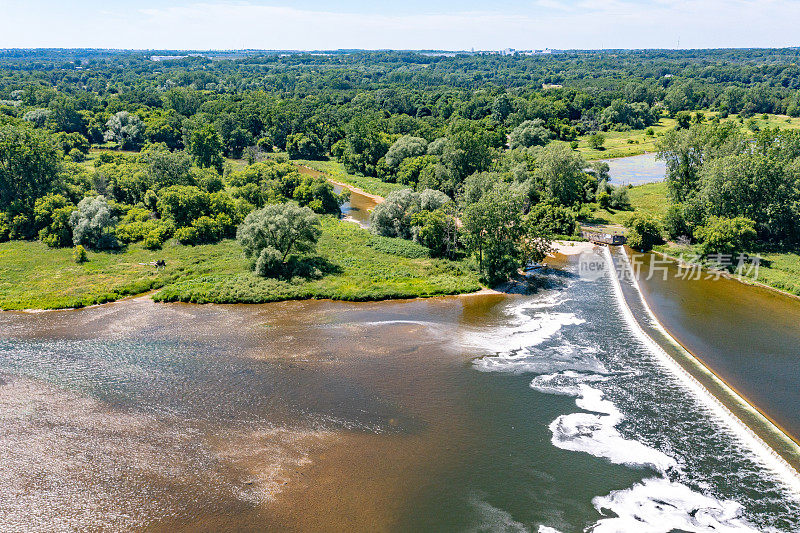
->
xmin=325 ymin=177 xmax=385 ymax=204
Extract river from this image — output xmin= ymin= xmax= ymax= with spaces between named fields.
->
xmin=2 ymin=247 xmax=799 ymax=531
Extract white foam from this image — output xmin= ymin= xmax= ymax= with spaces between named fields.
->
xmin=529 ymin=371 xmax=610 ymax=397
xmin=590 ymin=477 xmax=758 ymax=532
xmin=467 ymin=496 xmax=529 ymax=533
xmin=549 ymin=385 xmax=677 ymax=474
xmin=537 ymin=526 xmax=563 ymax=533
xmin=475 ymin=341 xmax=605 ymax=375
xmin=462 ymin=295 xmax=584 ymax=360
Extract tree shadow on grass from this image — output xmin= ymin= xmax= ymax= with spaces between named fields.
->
xmin=284 ymin=254 xmax=343 ymax=280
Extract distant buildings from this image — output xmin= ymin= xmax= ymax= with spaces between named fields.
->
xmin=496 ymin=48 xmax=557 ymax=56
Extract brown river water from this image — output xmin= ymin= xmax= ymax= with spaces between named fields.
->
xmin=629 ymin=251 xmax=800 ymax=446
xmin=2 ymin=250 xmax=800 ymax=531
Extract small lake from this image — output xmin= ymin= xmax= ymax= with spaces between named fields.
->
xmin=601 ymin=153 xmax=666 ymax=186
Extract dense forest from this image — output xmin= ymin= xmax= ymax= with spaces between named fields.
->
xmin=2 ymin=48 xmax=800 ymax=284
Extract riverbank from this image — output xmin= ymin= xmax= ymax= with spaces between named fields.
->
xmin=0 ymin=218 xmax=481 ymax=310
xmin=296 ymin=163 xmax=385 ymax=205
xmin=655 ymin=242 xmax=800 ymax=297
xmin=290 ymin=159 xmax=405 ymax=198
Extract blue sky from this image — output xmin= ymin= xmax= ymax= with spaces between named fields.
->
xmin=1 ymin=0 xmax=799 ymax=50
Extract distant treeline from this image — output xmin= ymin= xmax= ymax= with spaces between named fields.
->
xmin=2 ymin=48 xmax=799 ymax=282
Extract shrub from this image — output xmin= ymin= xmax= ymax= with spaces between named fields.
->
xmin=157 ymin=185 xmax=211 ymax=227
xmin=662 ymin=204 xmax=690 ymax=241
xmin=597 ymin=190 xmax=611 ymax=209
xmin=587 ymin=133 xmax=606 ymax=149
xmin=254 ymin=246 xmax=283 ymax=277
xmin=73 ymin=244 xmax=88 ymax=263
xmin=40 ymin=206 xmax=74 ymax=247
xmin=68 ymin=148 xmax=85 ymax=162
xmin=366 ymin=235 xmax=430 ymax=258
xmin=174 ymin=226 xmax=198 ymax=245
xmin=0 ymin=212 xmax=9 ymax=242
xmin=694 ymin=216 xmax=757 ymax=256
xmin=143 ymin=227 xmax=170 ymax=250
xmin=609 ymin=187 xmax=631 ymax=210
xmin=191 ymin=215 xmax=222 ymax=244
xmin=624 ymin=213 xmax=663 ymax=251
xmin=34 ymin=194 xmax=74 ymax=247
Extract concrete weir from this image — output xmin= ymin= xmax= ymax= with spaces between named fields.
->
xmin=605 ymin=246 xmax=800 ymax=489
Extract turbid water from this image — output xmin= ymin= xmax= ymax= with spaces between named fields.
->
xmin=332 ymin=183 xmax=377 ymax=227
xmin=628 ymin=250 xmax=800 ymax=447
xmin=2 ymin=249 xmax=799 ymax=531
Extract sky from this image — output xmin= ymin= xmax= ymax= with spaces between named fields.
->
xmin=1 ymin=0 xmax=799 ymax=51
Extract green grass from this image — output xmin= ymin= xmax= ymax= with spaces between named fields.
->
xmin=0 ymin=218 xmax=481 ymax=310
xmin=584 ymin=181 xmax=669 ymax=230
xmin=154 ymin=218 xmax=480 ymax=304
xmin=289 ymin=158 xmax=405 ymax=198
xmin=655 ymin=242 xmax=800 ymax=297
xmin=0 ymin=238 xmax=243 ymax=310
xmin=569 ymin=113 xmax=800 ymax=161
xmin=565 ymin=117 xmax=676 ymax=160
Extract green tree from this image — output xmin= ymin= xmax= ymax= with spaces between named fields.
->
xmin=535 ymin=143 xmax=587 ymax=207
xmin=656 ymin=122 xmax=742 ymax=202
xmin=69 ymin=195 xmax=118 ymax=249
xmin=694 ymin=216 xmax=757 ymax=256
xmin=142 ymin=144 xmax=193 ymax=190
xmin=587 ymin=132 xmax=606 ymax=150
xmin=286 ymin=132 xmax=325 ymax=160
xmin=34 ymin=193 xmax=74 ymax=247
xmin=385 ymin=135 xmax=428 ymax=169
xmin=0 ymin=123 xmax=61 ymax=219
xmin=189 ymin=125 xmax=225 ymax=173
xmin=104 ymin=111 xmax=144 ymax=150
xmin=462 ymin=184 xmax=551 ymax=285
xmin=508 ymin=120 xmax=551 ymax=149
xmin=409 ymin=206 xmax=458 ymax=258
xmin=237 ymin=203 xmax=322 ymax=277
xmin=624 ymin=213 xmax=663 ymax=251
xmin=157 ymin=185 xmax=212 ymax=228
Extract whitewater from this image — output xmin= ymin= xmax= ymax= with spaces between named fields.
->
xmin=463 ymin=247 xmax=800 ymax=532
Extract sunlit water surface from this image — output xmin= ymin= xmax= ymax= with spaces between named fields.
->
xmin=0 ymin=251 xmax=798 ymax=532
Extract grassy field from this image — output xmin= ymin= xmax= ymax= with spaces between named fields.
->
xmin=584 ymin=181 xmax=669 ymax=230
xmin=570 ymin=113 xmax=800 ymax=161
xmin=0 ymin=218 xmax=481 ymax=310
xmin=568 ymin=118 xmax=676 ymax=160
